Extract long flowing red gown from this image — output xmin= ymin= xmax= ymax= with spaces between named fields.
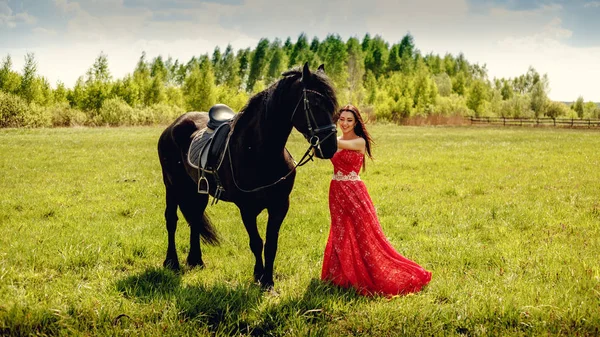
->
xmin=321 ymin=149 xmax=432 ymax=296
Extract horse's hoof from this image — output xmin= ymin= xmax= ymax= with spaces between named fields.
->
xmin=186 ymin=258 xmax=205 ymax=269
xmin=260 ymin=279 xmax=275 ymax=291
xmin=163 ymin=259 xmax=180 ymax=271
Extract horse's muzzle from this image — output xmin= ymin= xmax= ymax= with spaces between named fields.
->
xmin=313 ymin=131 xmax=337 ymax=159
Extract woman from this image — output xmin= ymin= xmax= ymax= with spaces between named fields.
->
xmin=321 ymin=104 xmax=432 ymax=296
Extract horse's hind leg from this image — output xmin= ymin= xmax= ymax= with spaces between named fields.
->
xmin=239 ymin=206 xmax=264 ymax=284
xmin=163 ymin=187 xmax=180 ymax=270
xmin=178 ymin=190 xmax=209 ymax=268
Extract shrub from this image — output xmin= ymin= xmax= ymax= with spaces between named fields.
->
xmin=50 ymin=102 xmax=88 ymax=127
xmin=435 ymin=94 xmax=470 ymax=116
xmin=21 ymin=103 xmax=52 ymax=128
xmin=135 ymin=104 xmax=185 ymax=125
xmin=96 ymin=97 xmax=135 ymax=126
xmin=0 ymin=91 xmax=28 ymax=127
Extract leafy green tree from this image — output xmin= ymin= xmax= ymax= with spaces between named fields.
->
xmin=364 ymin=71 xmax=377 ymax=105
xmin=413 ymin=64 xmax=433 ymax=111
xmin=545 ymin=100 xmax=569 ymax=118
xmin=83 ymin=53 xmax=113 ymax=111
xmin=364 ymin=35 xmax=388 ymax=78
xmin=443 ymin=53 xmax=456 ymax=76
xmin=319 ymin=34 xmax=348 ymax=91
xmin=433 ymin=73 xmax=452 ymax=97
xmin=500 ymin=79 xmax=513 ymax=100
xmin=452 ymin=72 xmax=467 ymax=96
xmin=470 ymin=64 xmax=488 ymax=81
xmin=283 ymin=37 xmax=293 ymax=56
xmin=54 ymin=81 xmax=68 ymax=103
xmin=19 ymin=53 xmax=44 ymax=103
xmin=583 ymin=101 xmax=600 ymax=118
xmin=467 ymin=79 xmax=488 ymax=116
xmin=150 ymin=56 xmax=168 ymax=82
xmin=236 ymin=48 xmax=251 ymax=91
xmin=184 ymin=61 xmax=216 ymax=111
xmin=247 ymin=38 xmax=270 ymax=92
xmin=90 ymin=52 xmax=111 ymax=83
xmin=387 ymin=43 xmax=402 ymax=73
xmin=211 ymin=46 xmax=224 ymax=85
xmin=573 ymin=96 xmax=584 ymax=118
xmin=221 ymin=44 xmax=241 ymax=90
xmin=112 ymin=75 xmax=141 ymax=107
xmin=361 ymin=33 xmax=372 ymax=52
xmin=530 ymin=75 xmax=549 ymax=117
xmin=289 ymin=33 xmax=309 ymax=67
xmin=147 ymin=74 xmax=168 ymax=105
xmin=67 ymin=77 xmax=87 ymax=111
xmin=133 ymin=52 xmax=151 ymax=104
xmin=398 ymin=33 xmax=416 ymax=74
xmin=310 ymin=37 xmax=320 ymax=52
xmin=265 ymin=39 xmax=288 ymax=84
xmin=0 ymin=55 xmax=22 ymax=94
xmin=425 ymin=53 xmax=442 ymax=74
xmin=455 ymin=53 xmax=469 ymax=75
xmin=346 ymin=37 xmax=366 ymax=106
xmin=39 ymin=77 xmax=55 ymax=106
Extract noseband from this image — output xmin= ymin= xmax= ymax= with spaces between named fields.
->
xmin=290 ymin=88 xmax=337 ymax=164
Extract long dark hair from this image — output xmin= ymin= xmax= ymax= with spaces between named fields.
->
xmin=337 ymin=104 xmax=373 ymax=169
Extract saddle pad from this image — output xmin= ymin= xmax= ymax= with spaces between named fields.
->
xmin=187 ymin=128 xmax=210 ymax=169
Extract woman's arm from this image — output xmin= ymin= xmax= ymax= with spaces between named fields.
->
xmin=337 ymin=137 xmax=366 ymax=153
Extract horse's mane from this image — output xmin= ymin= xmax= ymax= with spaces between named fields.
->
xmin=231 ymin=67 xmax=338 ymax=140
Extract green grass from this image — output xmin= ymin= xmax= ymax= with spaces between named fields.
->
xmin=1 ymin=125 xmax=599 ymax=336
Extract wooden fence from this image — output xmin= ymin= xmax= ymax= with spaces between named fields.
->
xmin=470 ymin=117 xmax=600 ymax=128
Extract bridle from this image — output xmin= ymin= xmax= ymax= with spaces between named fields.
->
xmin=290 ymin=88 xmax=337 ymax=165
xmin=228 ymin=87 xmax=337 ymax=193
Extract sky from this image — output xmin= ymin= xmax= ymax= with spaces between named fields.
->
xmin=1 ymin=0 xmax=599 ymax=102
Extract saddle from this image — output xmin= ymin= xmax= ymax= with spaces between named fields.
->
xmin=187 ymin=104 xmax=236 ymax=201
xmin=208 ymin=104 xmax=235 ymax=130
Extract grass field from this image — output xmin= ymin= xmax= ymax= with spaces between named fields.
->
xmin=1 ymin=125 xmax=599 ymax=336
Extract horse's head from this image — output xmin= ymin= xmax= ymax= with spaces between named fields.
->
xmin=290 ymin=63 xmax=338 ymax=159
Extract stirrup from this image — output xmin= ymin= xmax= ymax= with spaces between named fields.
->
xmin=198 ymin=176 xmax=209 ymax=194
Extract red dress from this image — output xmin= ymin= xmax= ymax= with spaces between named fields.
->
xmin=321 ymin=149 xmax=432 ymax=296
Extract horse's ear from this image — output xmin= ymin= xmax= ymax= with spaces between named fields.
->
xmin=301 ymin=62 xmax=311 ymax=84
xmin=317 ymin=64 xmax=325 ymax=72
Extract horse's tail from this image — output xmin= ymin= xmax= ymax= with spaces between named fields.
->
xmin=199 ymin=212 xmax=220 ymax=245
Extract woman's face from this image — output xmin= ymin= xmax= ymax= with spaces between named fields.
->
xmin=338 ymin=111 xmax=357 ymax=136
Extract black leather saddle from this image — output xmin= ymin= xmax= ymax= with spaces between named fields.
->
xmin=208 ymin=104 xmax=235 ymax=130
xmin=187 ymin=121 xmax=232 ymax=197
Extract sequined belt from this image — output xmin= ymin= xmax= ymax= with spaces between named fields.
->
xmin=332 ymin=171 xmax=361 ymax=181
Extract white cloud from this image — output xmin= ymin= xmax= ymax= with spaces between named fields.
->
xmin=2 ymin=0 xmax=598 ymax=101
xmin=32 ymin=27 xmax=58 ymax=36
xmin=54 ymin=0 xmax=82 ymax=13
xmin=0 ymin=1 xmax=36 ymax=28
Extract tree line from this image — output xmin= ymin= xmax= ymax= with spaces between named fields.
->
xmin=1 ymin=33 xmax=599 ymax=128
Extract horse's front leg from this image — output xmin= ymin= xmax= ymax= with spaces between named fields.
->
xmin=240 ymin=207 xmax=264 ymax=284
xmin=263 ymin=198 xmax=290 ymax=289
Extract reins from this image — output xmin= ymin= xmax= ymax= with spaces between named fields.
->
xmin=227 ymin=88 xmax=336 ymax=193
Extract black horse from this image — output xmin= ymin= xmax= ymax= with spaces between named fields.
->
xmin=157 ymin=63 xmax=338 ymax=288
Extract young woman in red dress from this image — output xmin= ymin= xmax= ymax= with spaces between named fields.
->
xmin=321 ymin=104 xmax=432 ymax=296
